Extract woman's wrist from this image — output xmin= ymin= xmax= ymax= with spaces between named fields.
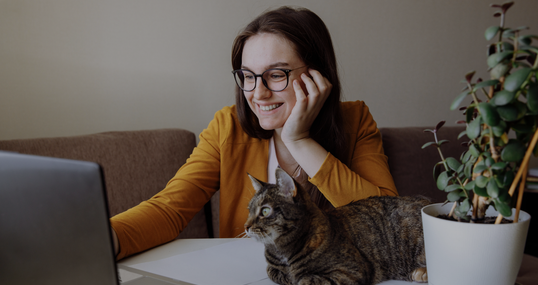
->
xmin=284 ymin=137 xmax=328 ymax=178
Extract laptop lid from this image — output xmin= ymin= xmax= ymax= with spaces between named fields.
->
xmin=0 ymin=151 xmax=118 ymax=285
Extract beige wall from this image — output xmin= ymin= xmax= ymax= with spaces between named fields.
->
xmin=1 ymin=0 xmax=538 ymax=140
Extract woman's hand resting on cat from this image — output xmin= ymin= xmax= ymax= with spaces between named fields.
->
xmin=280 ymin=68 xmax=332 ymax=145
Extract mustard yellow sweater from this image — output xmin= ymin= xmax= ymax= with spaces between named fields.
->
xmin=111 ymin=100 xmax=397 ymax=260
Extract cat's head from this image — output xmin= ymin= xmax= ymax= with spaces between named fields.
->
xmin=244 ymin=168 xmax=308 ymax=244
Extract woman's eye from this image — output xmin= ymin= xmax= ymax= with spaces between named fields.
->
xmin=261 ymin=207 xmax=271 ymax=217
xmin=269 ymin=73 xmax=285 ymax=80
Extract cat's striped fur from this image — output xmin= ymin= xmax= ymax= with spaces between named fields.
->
xmin=244 ymin=168 xmax=429 ymax=285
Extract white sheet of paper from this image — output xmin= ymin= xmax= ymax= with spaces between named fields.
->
xmin=129 ymin=238 xmax=274 ymax=285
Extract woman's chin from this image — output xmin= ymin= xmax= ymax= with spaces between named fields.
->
xmin=258 ymin=121 xmax=283 ymax=131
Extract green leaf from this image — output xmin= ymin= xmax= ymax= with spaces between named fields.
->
xmin=485 ymin=157 xmax=495 ymax=167
xmin=520 ymin=45 xmax=538 ymax=55
xmin=487 ymin=179 xmax=500 ymax=198
xmin=491 ymin=120 xmax=507 ymax=137
xmin=501 ymin=139 xmax=526 ymax=162
xmin=466 ymin=106 xmax=475 ymax=123
xmin=473 ymin=164 xmax=488 ymax=173
xmin=492 ymin=90 xmax=516 ymax=106
xmin=496 ymin=101 xmax=526 ymax=122
xmin=447 ymin=190 xmax=463 ymax=202
xmin=512 ymin=120 xmax=535 ymax=133
xmin=496 ymin=170 xmax=515 ymax=188
xmin=485 ymin=26 xmax=500 ymax=41
xmin=466 ymin=116 xmax=482 ymax=140
xmin=527 ymin=82 xmax=538 ymax=113
xmin=478 ymin=102 xmax=500 ymax=126
xmin=504 ymin=68 xmax=532 ymax=92
xmin=421 ymin=141 xmax=436 ymax=149
xmin=474 ymin=79 xmax=499 ymax=90
xmin=491 ymin=162 xmax=507 ymax=170
xmin=446 ymin=157 xmax=462 ymax=171
xmin=461 ymin=150 xmax=472 ymax=163
xmin=494 ymin=199 xmax=512 ymax=217
xmin=460 ymin=198 xmax=471 ymax=213
xmin=451 ymin=91 xmax=470 ymax=110
xmin=474 ymin=185 xmax=489 ymax=197
xmin=437 ymin=171 xmax=449 ymax=190
xmin=465 ymin=180 xmax=475 ymax=190
xmin=475 ymin=175 xmax=489 ymax=188
xmin=518 ymin=35 xmax=538 ymax=46
xmin=464 ymin=160 xmax=473 ymax=178
xmin=458 ymin=130 xmax=468 ymax=140
xmin=498 ymin=189 xmax=511 ymax=203
xmin=445 ymin=184 xmax=463 ymax=192
xmin=490 ymin=62 xmax=511 ymax=79
xmin=487 ymin=51 xmax=513 ymax=68
xmin=469 ymin=144 xmax=480 ymax=158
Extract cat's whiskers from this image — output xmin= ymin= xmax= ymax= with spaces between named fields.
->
xmin=235 ymin=231 xmax=248 ymax=239
xmin=260 ymin=232 xmax=276 ymax=247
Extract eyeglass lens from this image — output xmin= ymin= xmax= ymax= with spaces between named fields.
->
xmin=233 ymin=69 xmax=289 ymax=92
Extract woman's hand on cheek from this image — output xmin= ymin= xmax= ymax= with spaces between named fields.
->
xmin=281 ymin=69 xmax=332 ymax=144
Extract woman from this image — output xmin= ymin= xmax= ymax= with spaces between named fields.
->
xmin=111 ymin=6 xmax=397 ymax=260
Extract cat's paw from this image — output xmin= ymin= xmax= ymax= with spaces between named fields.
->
xmin=411 ymin=267 xmax=428 ymax=283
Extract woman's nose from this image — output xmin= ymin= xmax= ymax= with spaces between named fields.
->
xmin=253 ymin=78 xmax=271 ymax=100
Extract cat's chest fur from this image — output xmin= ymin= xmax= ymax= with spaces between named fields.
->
xmin=244 ymin=168 xmax=429 ymax=285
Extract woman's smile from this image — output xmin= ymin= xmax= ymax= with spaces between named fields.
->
xmin=258 ymin=103 xmax=283 ymax=112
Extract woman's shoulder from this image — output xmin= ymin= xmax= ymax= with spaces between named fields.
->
xmin=339 ymin=100 xmax=373 ymax=122
xmin=339 ymin=100 xmax=378 ymax=134
xmin=339 ymin=100 xmax=368 ymax=113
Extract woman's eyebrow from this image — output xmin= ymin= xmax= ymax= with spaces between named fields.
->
xmin=241 ymin=62 xmax=291 ymax=70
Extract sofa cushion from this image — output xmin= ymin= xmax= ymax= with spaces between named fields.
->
xmin=0 ymin=128 xmax=209 ymax=238
xmin=380 ymin=126 xmax=467 ymax=202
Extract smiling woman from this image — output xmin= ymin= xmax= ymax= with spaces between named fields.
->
xmin=110 ymin=6 xmax=398 ymax=261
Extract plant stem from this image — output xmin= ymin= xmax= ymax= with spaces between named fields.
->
xmin=489 ymin=126 xmax=499 ymax=161
xmin=449 ymin=201 xmax=457 ymax=219
xmin=472 ymin=192 xmax=479 ymax=220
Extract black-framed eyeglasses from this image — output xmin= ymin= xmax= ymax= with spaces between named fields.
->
xmin=231 ymin=66 xmax=306 ymax=92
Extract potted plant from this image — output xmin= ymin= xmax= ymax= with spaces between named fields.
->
xmin=421 ymin=2 xmax=534 ymax=284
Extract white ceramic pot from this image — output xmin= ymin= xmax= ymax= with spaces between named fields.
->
xmin=421 ymin=203 xmax=530 ymax=285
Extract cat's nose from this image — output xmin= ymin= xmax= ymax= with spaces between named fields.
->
xmin=244 ymin=221 xmax=252 ymax=232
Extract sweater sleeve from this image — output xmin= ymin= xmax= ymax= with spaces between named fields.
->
xmin=309 ymin=101 xmax=398 ymax=207
xmin=110 ymin=108 xmax=226 ymax=260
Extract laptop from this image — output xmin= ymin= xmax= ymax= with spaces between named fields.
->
xmin=0 ymin=151 xmax=175 ymax=285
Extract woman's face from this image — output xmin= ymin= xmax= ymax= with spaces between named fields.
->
xmin=241 ymin=33 xmax=307 ymax=131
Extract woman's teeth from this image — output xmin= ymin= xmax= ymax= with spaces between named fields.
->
xmin=260 ymin=104 xmax=281 ymax=111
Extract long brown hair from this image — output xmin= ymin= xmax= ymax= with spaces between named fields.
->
xmin=231 ymin=6 xmax=347 ymax=161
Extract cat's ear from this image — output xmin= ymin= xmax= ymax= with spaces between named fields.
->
xmin=275 ymin=168 xmax=297 ymax=199
xmin=247 ymin=173 xmax=265 ymax=192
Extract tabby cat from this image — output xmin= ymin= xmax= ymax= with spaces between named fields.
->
xmin=244 ymin=168 xmax=430 ymax=285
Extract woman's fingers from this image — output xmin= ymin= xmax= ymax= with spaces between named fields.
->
xmin=283 ymin=69 xmax=333 ymax=143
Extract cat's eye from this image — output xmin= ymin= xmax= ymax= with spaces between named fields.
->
xmin=260 ymin=207 xmax=271 ymax=217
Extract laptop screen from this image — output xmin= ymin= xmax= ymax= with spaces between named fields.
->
xmin=0 ymin=151 xmax=118 ymax=285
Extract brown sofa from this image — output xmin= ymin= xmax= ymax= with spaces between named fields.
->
xmin=1 ymin=127 xmax=536 ymax=284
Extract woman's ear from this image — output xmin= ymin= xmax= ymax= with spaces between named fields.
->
xmin=275 ymin=168 xmax=297 ymax=199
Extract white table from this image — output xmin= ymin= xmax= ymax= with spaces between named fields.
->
xmin=117 ymin=238 xmax=420 ymax=285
